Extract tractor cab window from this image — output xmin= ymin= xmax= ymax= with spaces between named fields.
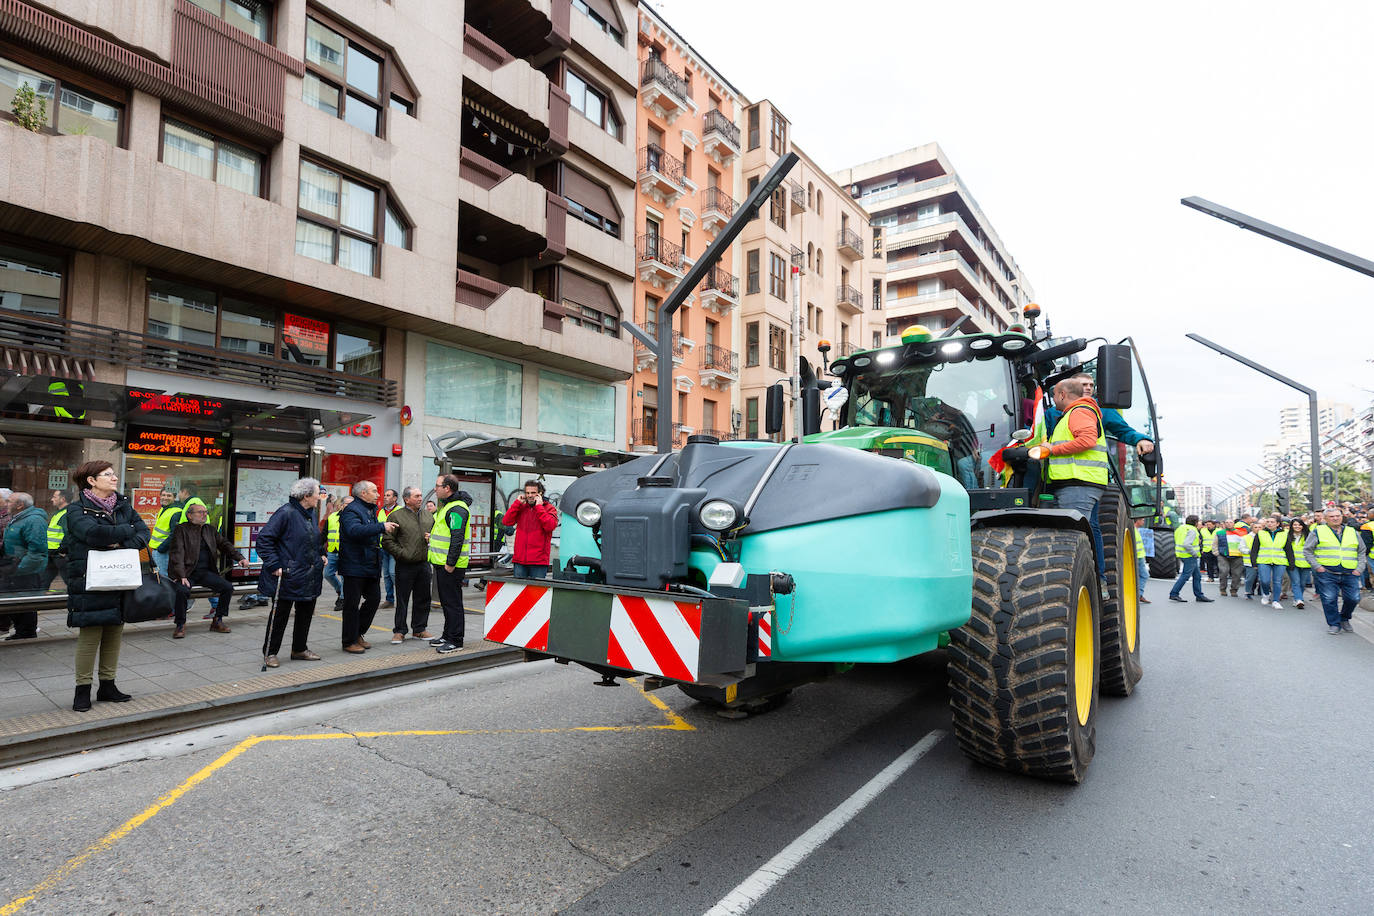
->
xmin=848 ymin=357 xmax=1012 ymax=488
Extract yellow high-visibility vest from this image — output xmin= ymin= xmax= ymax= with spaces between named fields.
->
xmin=1044 ymin=401 xmax=1108 ymax=487
xmin=46 ymin=507 xmax=67 ymax=551
xmin=428 ymin=499 xmax=472 ymax=567
xmin=1312 ymin=524 xmax=1360 ymax=570
xmin=1255 ymin=530 xmax=1288 ymax=565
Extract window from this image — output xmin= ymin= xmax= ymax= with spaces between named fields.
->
xmin=702 ymin=399 xmax=716 ymax=433
xmin=682 ymin=146 xmax=692 ymax=181
xmin=560 ymin=268 xmax=621 ymax=338
xmin=644 ymin=293 xmax=661 ymax=335
xmin=746 ymin=397 xmax=758 ymax=438
xmin=769 ymin=185 xmax=786 ymax=229
xmin=572 ymin=0 xmax=624 ymax=44
xmin=746 ymin=322 xmax=759 ymax=367
xmin=426 ymin=342 xmax=522 ymax=426
xmin=161 ymin=118 xmax=264 ymax=196
xmin=295 ymin=158 xmax=404 ymax=275
xmin=566 ymin=199 xmax=619 ymax=237
xmin=748 ymin=175 xmax=759 ymax=197
xmin=681 ymin=229 xmax=690 ymax=260
xmin=187 ymin=0 xmax=271 ymax=41
xmin=768 ymin=324 xmax=786 ymax=371
xmin=384 ymin=202 xmax=410 ymax=248
xmin=746 ymin=249 xmax=760 ymax=295
xmin=334 ymin=321 xmax=382 ymax=375
xmin=705 ymin=319 xmax=717 ymax=349
xmin=747 ymin=105 xmax=760 ymax=150
xmin=769 ymin=252 xmax=786 ymax=300
xmin=0 ymin=243 xmax=64 ymax=317
xmin=769 ymin=110 xmax=787 ymax=154
xmin=565 ymin=301 xmax=620 ymax=337
xmin=539 ymin=369 xmax=615 ymax=440
xmin=815 ymin=249 xmax=823 ymax=278
xmin=815 ymin=191 xmax=823 ymax=217
xmin=707 ymin=168 xmax=720 ymax=189
xmin=873 ymin=280 xmax=883 ymax=309
xmin=566 ymin=68 xmax=622 ymax=140
xmin=303 ymin=16 xmax=410 ymax=138
xmin=0 ymin=54 xmax=122 ymax=146
xmin=147 ymin=278 xmax=218 ymax=347
xmin=806 ymin=242 xmax=814 ymax=270
xmin=815 ymin=308 xmax=823 ymax=335
xmin=805 ymin=305 xmax=813 ymax=331
xmin=872 ymin=331 xmax=882 ymax=348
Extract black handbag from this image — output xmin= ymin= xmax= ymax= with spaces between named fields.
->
xmin=122 ymin=555 xmax=176 ymax=623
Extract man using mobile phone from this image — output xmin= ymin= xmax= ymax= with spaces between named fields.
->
xmin=501 ymin=480 xmax=558 ymax=579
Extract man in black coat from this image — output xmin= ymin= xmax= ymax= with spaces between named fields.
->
xmin=338 ymin=480 xmax=398 ymax=653
xmin=168 ymin=503 xmax=247 ymax=636
xmin=256 ymin=477 xmax=326 ymax=666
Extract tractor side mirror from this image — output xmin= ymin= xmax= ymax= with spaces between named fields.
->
xmin=1095 ymin=344 xmax=1133 ymax=409
xmin=1165 ymin=488 xmax=1176 ymax=501
xmin=764 ymin=383 xmax=785 ymax=434
xmin=802 ymin=386 xmax=822 ymax=436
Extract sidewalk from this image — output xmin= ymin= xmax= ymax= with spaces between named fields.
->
xmin=0 ymin=585 xmax=504 ymax=741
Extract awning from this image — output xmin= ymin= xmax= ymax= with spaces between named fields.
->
xmin=430 ymin=429 xmax=636 ymax=477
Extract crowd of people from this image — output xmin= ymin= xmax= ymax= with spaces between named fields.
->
xmin=0 ymin=469 xmax=561 ymax=713
xmin=1151 ymin=505 xmax=1372 ymax=635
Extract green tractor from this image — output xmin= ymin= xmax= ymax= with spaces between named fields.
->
xmin=482 ymin=321 xmax=1167 ymax=783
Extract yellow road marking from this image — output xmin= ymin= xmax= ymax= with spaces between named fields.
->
xmin=2 ymin=677 xmax=694 ymax=913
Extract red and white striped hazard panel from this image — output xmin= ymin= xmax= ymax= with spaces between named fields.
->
xmin=757 ymin=613 xmax=772 ymax=659
xmin=606 ymin=594 xmax=702 ymax=683
xmin=483 ymin=581 xmax=552 ymax=652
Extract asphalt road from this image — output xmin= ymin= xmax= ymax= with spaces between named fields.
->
xmin=3 ymin=576 xmax=1372 ymax=915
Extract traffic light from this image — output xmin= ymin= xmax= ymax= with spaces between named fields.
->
xmin=1276 ymin=487 xmax=1290 ymax=515
xmin=1322 ymin=470 xmax=1335 ymax=487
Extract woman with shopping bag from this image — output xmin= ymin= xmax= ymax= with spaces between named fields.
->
xmin=65 ymin=460 xmax=150 ymax=712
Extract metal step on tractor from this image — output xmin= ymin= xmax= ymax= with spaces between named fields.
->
xmin=479 ymin=154 xmax=1167 ymax=783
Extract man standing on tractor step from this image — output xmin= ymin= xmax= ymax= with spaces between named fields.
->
xmin=1303 ymin=506 xmax=1366 ymax=635
xmin=1028 ymin=377 xmax=1108 ymax=594
xmin=1168 ymin=514 xmax=1213 ymax=603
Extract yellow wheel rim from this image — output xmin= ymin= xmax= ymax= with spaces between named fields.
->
xmin=1073 ymin=585 xmax=1094 ymax=727
xmin=1122 ymin=530 xmax=1139 ymax=653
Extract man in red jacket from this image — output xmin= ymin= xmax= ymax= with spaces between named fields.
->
xmin=501 ymin=481 xmax=558 ymax=579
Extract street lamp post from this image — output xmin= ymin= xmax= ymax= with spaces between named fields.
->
xmin=1186 ymin=333 xmax=1322 ymax=512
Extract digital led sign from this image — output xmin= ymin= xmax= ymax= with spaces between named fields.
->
xmin=124 ymin=424 xmax=228 ymax=459
xmin=126 ymin=390 xmax=226 ymax=420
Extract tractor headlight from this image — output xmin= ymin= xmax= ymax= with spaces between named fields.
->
xmin=575 ymin=500 xmax=602 ymax=527
xmin=699 ymin=499 xmax=738 ymax=531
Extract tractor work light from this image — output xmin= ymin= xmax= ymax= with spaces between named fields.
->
xmin=575 ymin=500 xmax=602 ymax=527
xmin=699 ymin=499 xmax=738 ymax=531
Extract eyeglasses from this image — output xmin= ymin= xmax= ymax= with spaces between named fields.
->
xmin=97 ymin=470 xmax=118 ymax=479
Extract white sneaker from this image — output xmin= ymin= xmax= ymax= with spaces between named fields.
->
xmin=1271 ymin=601 xmax=1282 ymax=609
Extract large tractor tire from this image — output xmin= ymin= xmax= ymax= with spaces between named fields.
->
xmin=1148 ymin=527 xmax=1178 ymax=579
xmin=947 ymin=526 xmax=1101 ymax=784
xmin=1097 ymin=494 xmax=1143 ymax=697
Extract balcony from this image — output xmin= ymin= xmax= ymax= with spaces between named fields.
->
xmin=697 ymin=267 xmax=740 ymax=315
xmin=836 ymin=284 xmax=863 ymax=314
xmin=696 ymin=427 xmax=731 ymax=441
xmin=791 ymin=245 xmax=805 ymax=268
xmin=700 ymin=187 xmax=737 ymax=235
xmin=637 ymin=234 xmax=685 ymax=290
xmin=701 ymin=108 xmax=741 ymax=165
xmin=640 ymin=56 xmax=693 ymax=125
xmin=789 ymin=181 xmax=807 ymax=214
xmin=458 ymin=147 xmax=566 ymax=261
xmin=633 ymin=328 xmax=688 ymax=372
xmin=630 ymin=416 xmax=658 ymax=450
xmin=638 ymin=144 xmax=689 ymax=208
xmin=0 ymin=308 xmax=396 ymax=405
xmin=698 ymin=343 xmax=740 ymax=390
xmin=838 ymin=341 xmax=859 ymax=358
xmin=461 ymin=24 xmax=556 ymax=145
xmin=837 ymin=227 xmax=864 ymax=260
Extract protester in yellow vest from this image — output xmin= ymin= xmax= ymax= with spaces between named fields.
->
xmin=1286 ymin=518 xmax=1311 ymax=609
xmin=41 ymin=488 xmax=71 ymax=592
xmin=1168 ymin=515 xmax=1213 ymax=603
xmin=379 ymin=488 xmax=398 ymax=610
xmin=429 ymin=474 xmax=472 ymax=655
xmin=1200 ymin=521 xmax=1219 ymax=582
xmin=1252 ymin=517 xmax=1290 ymax=610
xmin=1027 ymin=377 xmax=1107 ymax=584
xmin=1302 ymin=507 xmax=1366 ymax=634
xmin=323 ymin=496 xmax=350 ymax=610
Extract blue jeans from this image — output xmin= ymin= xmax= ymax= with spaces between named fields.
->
xmin=153 ymin=549 xmax=170 ymax=577
xmin=382 ymin=552 xmax=395 ymax=602
xmin=513 ymin=563 xmax=550 ymax=579
xmin=1259 ymin=564 xmax=1288 ymax=600
xmin=1054 ymin=485 xmax=1104 ymax=576
xmin=1170 ymin=556 xmax=1204 ymax=598
xmin=1290 ymin=566 xmax=1312 ymax=596
xmin=1243 ymin=565 xmax=1262 ymax=596
xmin=324 ymin=553 xmax=341 ymax=595
xmin=1314 ymin=570 xmax=1360 ymax=627
xmin=1136 ymin=557 xmax=1149 ymax=598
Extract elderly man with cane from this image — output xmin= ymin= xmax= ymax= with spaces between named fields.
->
xmin=256 ymin=478 xmax=327 ymax=667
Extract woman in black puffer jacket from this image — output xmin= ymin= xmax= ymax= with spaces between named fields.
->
xmin=255 ymin=477 xmax=326 ymax=667
xmin=65 ymin=460 xmax=150 ymax=712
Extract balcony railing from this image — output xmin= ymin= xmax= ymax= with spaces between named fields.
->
xmin=702 ymin=266 xmax=739 ymax=299
xmin=0 ymin=308 xmax=397 ymax=405
xmin=837 ymin=227 xmax=864 ymax=258
xmin=637 ymin=234 xmax=684 ymax=269
xmin=700 ymin=343 xmax=739 ymax=375
xmin=638 ymin=325 xmax=689 ymax=357
xmin=631 ymin=416 xmax=657 ymax=447
xmin=639 ymin=143 xmax=685 ymax=185
xmin=701 ymin=186 xmax=737 ymax=218
xmin=702 ymin=108 xmax=740 ymax=147
xmin=790 ymin=245 xmax=805 ymax=267
xmin=789 ymin=181 xmax=807 ymax=212
xmin=837 ymin=341 xmax=858 ymax=357
xmin=836 ymin=284 xmax=863 ymax=311
xmin=696 ymin=427 xmax=731 ymax=440
xmin=640 ymin=56 xmax=690 ymax=106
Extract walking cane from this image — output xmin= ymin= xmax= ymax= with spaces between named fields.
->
xmin=260 ymin=568 xmax=285 ymax=672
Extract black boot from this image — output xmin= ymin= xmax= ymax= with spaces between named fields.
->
xmin=73 ymin=684 xmax=92 ymax=712
xmin=96 ymin=680 xmax=132 ymax=702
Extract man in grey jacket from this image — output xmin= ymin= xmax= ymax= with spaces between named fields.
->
xmin=1303 ymin=507 xmax=1367 ymax=634
xmin=382 ymin=486 xmax=435 ymax=643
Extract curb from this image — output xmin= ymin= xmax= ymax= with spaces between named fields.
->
xmin=0 ymin=646 xmax=524 ymax=769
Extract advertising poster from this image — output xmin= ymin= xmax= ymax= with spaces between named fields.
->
xmin=230 ymin=455 xmax=307 ymax=576
xmin=132 ymin=488 xmax=163 ymax=528
xmin=139 ymin=473 xmax=169 ymax=492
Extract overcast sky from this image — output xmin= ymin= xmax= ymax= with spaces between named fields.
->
xmin=652 ymin=0 xmax=1373 ymax=495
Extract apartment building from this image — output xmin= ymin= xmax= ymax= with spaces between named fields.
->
xmin=733 ymin=99 xmax=885 ymax=440
xmin=627 ymin=5 xmax=743 ymax=451
xmin=833 ymin=143 xmax=1032 ymax=341
xmin=0 ymin=0 xmax=637 ymax=567
xmin=1176 ymin=481 xmax=1212 ymax=520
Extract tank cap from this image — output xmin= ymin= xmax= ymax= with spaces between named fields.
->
xmin=686 ymin=434 xmax=720 ymax=445
xmin=637 ymin=476 xmax=675 ymax=488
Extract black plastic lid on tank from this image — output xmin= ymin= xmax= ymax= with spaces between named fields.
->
xmin=685 ymin=434 xmax=720 ymax=445
xmin=637 ymin=476 xmax=675 ymax=488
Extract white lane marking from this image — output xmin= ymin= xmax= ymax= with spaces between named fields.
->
xmin=0 ymin=660 xmax=554 ymax=791
xmin=704 ymin=729 xmax=946 ymax=916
